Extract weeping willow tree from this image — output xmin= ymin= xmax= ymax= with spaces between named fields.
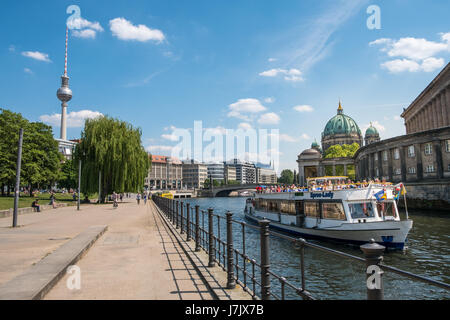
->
xmin=74 ymin=116 xmax=150 ymax=202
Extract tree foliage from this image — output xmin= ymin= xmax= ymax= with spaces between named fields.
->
xmin=0 ymin=109 xmax=62 ymax=193
xmin=74 ymin=116 xmax=150 ymax=201
xmin=58 ymin=159 xmax=77 ymax=190
xmin=278 ymin=169 xmax=294 ymax=184
xmin=324 ymin=143 xmax=359 ymax=159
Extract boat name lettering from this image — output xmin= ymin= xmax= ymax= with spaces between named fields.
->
xmin=310 ymin=192 xmax=334 ymax=199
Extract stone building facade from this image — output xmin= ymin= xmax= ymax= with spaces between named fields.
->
xmin=182 ymin=160 xmax=208 ymax=189
xmin=401 ymin=63 xmax=450 ymax=134
xmin=354 ymin=63 xmax=450 ymax=210
xmin=145 ymin=155 xmax=183 ymax=190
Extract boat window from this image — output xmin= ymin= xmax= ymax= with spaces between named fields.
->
xmin=322 ymin=202 xmax=346 ymax=220
xmin=348 ymin=202 xmax=375 ymax=219
xmin=305 ymin=202 xmax=320 ymax=217
xmin=377 ymin=202 xmax=397 ymax=218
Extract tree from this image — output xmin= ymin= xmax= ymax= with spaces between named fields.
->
xmin=74 ymin=116 xmax=150 ymax=202
xmin=0 ymin=109 xmax=62 ymax=195
xmin=278 ymin=169 xmax=294 ymax=184
xmin=58 ymin=159 xmax=77 ymax=190
xmin=324 ymin=143 xmax=359 ymax=159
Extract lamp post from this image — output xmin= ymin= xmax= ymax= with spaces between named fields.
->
xmin=77 ymin=151 xmax=85 ymax=211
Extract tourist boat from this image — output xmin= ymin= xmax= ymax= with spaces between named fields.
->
xmin=244 ymin=177 xmax=413 ymax=250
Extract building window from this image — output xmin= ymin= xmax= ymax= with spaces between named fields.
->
xmin=446 ymin=140 xmax=450 ymax=153
xmin=383 ymin=151 xmax=388 ymax=161
xmin=408 ymin=167 xmax=416 ymax=174
xmin=448 ymin=164 xmax=450 ymax=171
xmin=395 ymin=168 xmax=401 ymax=175
xmin=394 ymin=148 xmax=400 ymax=160
xmin=425 ymin=165 xmax=435 ymax=173
xmin=408 ymin=145 xmax=415 ymax=157
xmin=374 ymin=153 xmax=378 ymax=161
xmin=424 ymin=143 xmax=432 ymax=155
xmin=375 ymin=168 xmax=379 ymax=177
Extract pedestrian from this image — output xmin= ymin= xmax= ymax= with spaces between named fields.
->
xmin=136 ymin=193 xmax=141 ymax=205
xmin=144 ymin=192 xmax=147 ymax=205
xmin=31 ymin=199 xmax=41 ymax=212
xmin=120 ymin=193 xmax=123 ymax=202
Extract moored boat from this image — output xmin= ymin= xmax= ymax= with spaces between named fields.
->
xmin=244 ymin=177 xmax=413 ymax=250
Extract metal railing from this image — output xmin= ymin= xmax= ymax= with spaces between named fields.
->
xmin=152 ymin=195 xmax=450 ymax=300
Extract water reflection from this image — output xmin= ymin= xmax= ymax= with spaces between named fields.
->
xmin=183 ymin=197 xmax=449 ymax=300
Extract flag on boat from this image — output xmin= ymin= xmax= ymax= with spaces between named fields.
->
xmin=374 ymin=189 xmax=387 ymax=201
xmin=394 ymin=183 xmax=407 ymax=196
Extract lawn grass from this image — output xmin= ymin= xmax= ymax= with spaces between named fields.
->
xmin=0 ymin=193 xmax=98 ymax=211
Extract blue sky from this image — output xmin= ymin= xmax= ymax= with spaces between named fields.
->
xmin=1 ymin=0 xmax=449 ymax=172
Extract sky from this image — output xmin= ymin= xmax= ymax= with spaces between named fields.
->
xmin=1 ymin=0 xmax=449 ymax=173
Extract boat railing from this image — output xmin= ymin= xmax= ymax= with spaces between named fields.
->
xmin=152 ymin=195 xmax=449 ymax=300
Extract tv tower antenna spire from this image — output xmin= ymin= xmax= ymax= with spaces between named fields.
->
xmin=57 ymin=27 xmax=73 ymax=141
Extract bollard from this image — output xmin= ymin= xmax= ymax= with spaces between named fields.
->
xmin=180 ymin=202 xmax=184 ymax=234
xmin=226 ymin=211 xmax=236 ymax=289
xmin=208 ymin=208 xmax=216 ymax=267
xmin=259 ymin=219 xmax=271 ymax=300
xmin=195 ymin=205 xmax=200 ymax=252
xmin=360 ymin=239 xmax=385 ymax=300
xmin=176 ymin=201 xmax=179 ymax=229
xmin=186 ymin=203 xmax=191 ymax=241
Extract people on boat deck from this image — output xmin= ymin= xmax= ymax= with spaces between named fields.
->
xmin=255 ymin=178 xmax=392 ymax=193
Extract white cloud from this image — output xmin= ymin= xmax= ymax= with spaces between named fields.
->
xmin=264 ymin=97 xmax=275 ymax=103
xmin=145 ymin=145 xmax=174 ymax=153
xmin=161 ymin=133 xmax=179 ymax=142
xmin=371 ymin=34 xmax=450 ymax=73
xmin=268 ymin=58 xmax=277 ymax=62
xmin=40 ymin=110 xmax=103 ymax=128
xmin=394 ymin=115 xmax=402 ymax=121
xmin=67 ymin=17 xmax=104 ymax=32
xmin=259 ymin=68 xmax=304 ymax=82
xmin=21 ymin=51 xmax=51 ymax=62
xmin=293 ymin=105 xmax=314 ymax=112
xmin=258 ymin=112 xmax=280 ymax=125
xmin=362 ymin=121 xmax=385 ymax=134
xmin=279 ymin=134 xmax=297 ymax=142
xmin=299 ymin=133 xmax=311 ymax=140
xmin=24 ymin=68 xmax=33 ymax=74
xmin=238 ymin=122 xmax=252 ymax=130
xmin=381 ymin=59 xmax=420 ymax=73
xmin=109 ymin=17 xmax=165 ymax=42
xmin=381 ymin=57 xmax=444 ymax=73
xmin=421 ymin=57 xmax=445 ymax=72
xmin=72 ymin=29 xmax=97 ymax=39
xmin=227 ymin=98 xmax=266 ymax=120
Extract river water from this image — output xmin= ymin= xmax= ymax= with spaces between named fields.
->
xmin=183 ymin=197 xmax=449 ymax=300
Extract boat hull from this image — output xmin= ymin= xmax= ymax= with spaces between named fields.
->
xmin=244 ymin=212 xmax=413 ymax=250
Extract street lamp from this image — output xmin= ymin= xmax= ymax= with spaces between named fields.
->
xmin=77 ymin=151 xmax=85 ymax=211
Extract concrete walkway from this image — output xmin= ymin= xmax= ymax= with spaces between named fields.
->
xmin=0 ymin=199 xmax=216 ymax=299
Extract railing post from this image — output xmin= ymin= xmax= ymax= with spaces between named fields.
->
xmin=360 ymin=239 xmax=385 ymax=300
xmin=180 ymin=202 xmax=184 ymax=234
xmin=169 ymin=199 xmax=173 ymax=222
xmin=226 ymin=211 xmax=236 ymax=289
xmin=186 ymin=203 xmax=191 ymax=241
xmin=208 ymin=208 xmax=216 ymax=267
xmin=175 ymin=201 xmax=179 ymax=229
xmin=259 ymin=219 xmax=271 ymax=300
xmin=195 ymin=205 xmax=200 ymax=252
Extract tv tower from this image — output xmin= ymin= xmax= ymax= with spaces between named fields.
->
xmin=56 ymin=27 xmax=72 ymax=141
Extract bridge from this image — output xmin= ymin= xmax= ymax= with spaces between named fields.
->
xmin=200 ymin=184 xmax=278 ymax=197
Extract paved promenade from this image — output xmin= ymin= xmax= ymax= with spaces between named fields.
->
xmin=0 ymin=199 xmax=216 ymax=300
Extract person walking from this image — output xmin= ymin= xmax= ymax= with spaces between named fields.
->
xmin=112 ymin=191 xmax=118 ymax=208
xmin=143 ymin=192 xmax=148 ymax=205
xmin=136 ymin=193 xmax=141 ymax=205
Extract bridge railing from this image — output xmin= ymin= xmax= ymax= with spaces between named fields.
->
xmin=152 ymin=195 xmax=450 ymax=300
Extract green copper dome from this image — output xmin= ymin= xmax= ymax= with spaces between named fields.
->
xmin=311 ymin=141 xmax=319 ymax=148
xmin=322 ymin=102 xmax=361 ymax=137
xmin=365 ymin=123 xmax=379 ymax=136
